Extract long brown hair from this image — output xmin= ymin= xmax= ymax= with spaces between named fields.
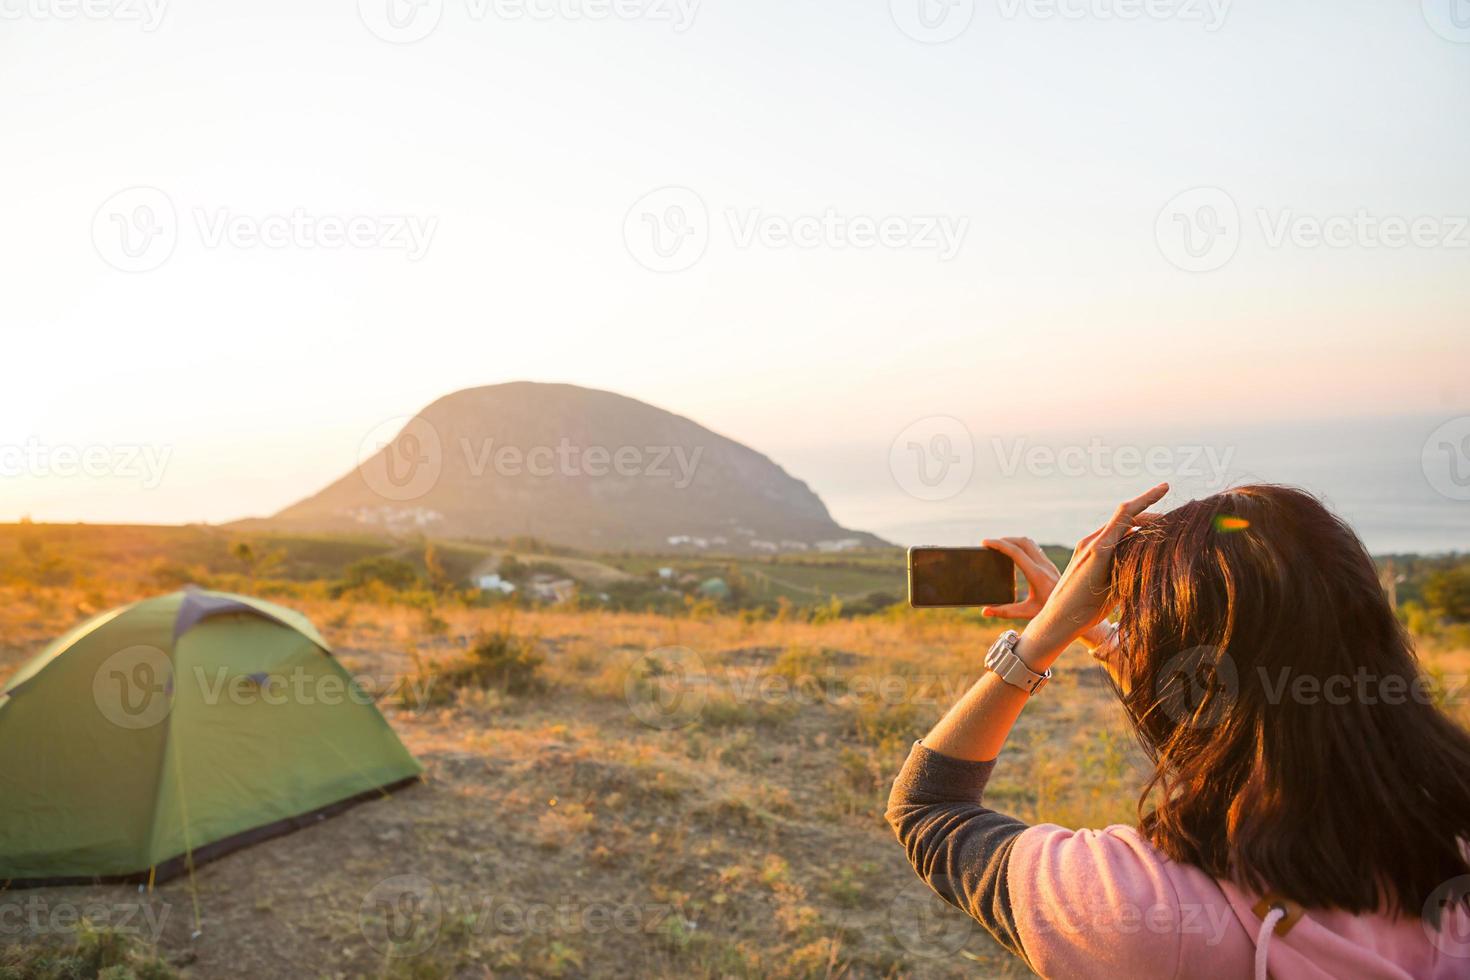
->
xmin=1109 ymin=484 xmax=1470 ymax=924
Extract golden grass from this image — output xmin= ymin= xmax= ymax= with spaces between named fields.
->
xmin=1 ymin=583 xmax=1465 ymax=979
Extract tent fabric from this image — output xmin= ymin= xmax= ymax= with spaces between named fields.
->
xmin=0 ymin=589 xmax=422 ymax=885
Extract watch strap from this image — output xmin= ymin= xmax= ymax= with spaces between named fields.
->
xmin=985 ymin=630 xmax=1051 ymax=696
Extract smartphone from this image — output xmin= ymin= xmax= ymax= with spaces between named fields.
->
xmin=907 ymin=546 xmax=1016 ymax=608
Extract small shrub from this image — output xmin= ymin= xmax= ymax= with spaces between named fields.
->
xmin=334 ymin=556 xmax=421 ymax=596
xmin=413 ymin=628 xmax=546 ymax=705
xmin=770 ymin=646 xmax=847 ymax=697
xmin=0 ymin=921 xmax=176 ymax=980
xmin=849 ymin=698 xmax=922 ymax=750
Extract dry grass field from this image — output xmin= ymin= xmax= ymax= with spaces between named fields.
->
xmin=3 ymin=577 xmax=1468 ymax=979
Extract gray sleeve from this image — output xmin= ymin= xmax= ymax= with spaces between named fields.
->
xmin=884 ymin=741 xmax=1030 ymax=962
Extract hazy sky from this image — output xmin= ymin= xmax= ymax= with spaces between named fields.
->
xmin=3 ymin=0 xmax=1468 ymax=535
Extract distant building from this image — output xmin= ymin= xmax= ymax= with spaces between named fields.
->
xmin=349 ymin=505 xmax=444 ymax=530
xmin=528 ymin=574 xmax=577 ymax=603
xmin=815 ymin=538 xmax=863 ymax=553
xmin=779 ymin=540 xmax=810 ymax=552
xmin=475 ymin=574 xmax=516 ymax=594
xmin=750 ymin=539 xmax=778 ymax=552
xmin=697 ymin=577 xmax=731 ymax=599
xmin=657 ymin=567 xmax=675 ymax=580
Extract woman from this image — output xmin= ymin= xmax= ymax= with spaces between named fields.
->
xmin=887 ymin=483 xmax=1470 ymax=979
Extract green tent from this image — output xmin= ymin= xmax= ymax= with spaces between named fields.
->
xmin=0 ymin=589 xmax=421 ymax=886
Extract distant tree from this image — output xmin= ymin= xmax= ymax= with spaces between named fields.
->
xmin=424 ymin=544 xmax=451 ymax=593
xmin=498 ymin=554 xmax=526 ymax=583
xmin=230 ymin=540 xmax=285 ymax=580
xmin=1424 ymin=566 xmax=1470 ymax=622
xmin=232 ymin=541 xmax=255 ymax=573
xmin=340 ymin=556 xmax=420 ymax=592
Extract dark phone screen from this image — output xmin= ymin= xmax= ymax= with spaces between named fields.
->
xmin=908 ymin=547 xmax=1016 ymax=607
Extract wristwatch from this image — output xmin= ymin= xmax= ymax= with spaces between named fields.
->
xmin=985 ymin=629 xmax=1051 ymax=696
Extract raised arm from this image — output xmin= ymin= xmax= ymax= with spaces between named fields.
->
xmin=920 ymin=483 xmax=1167 ymax=762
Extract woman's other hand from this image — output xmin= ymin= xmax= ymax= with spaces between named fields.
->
xmin=981 ymin=535 xmax=1115 ymax=651
xmin=1015 ymin=483 xmax=1169 ymax=666
xmin=979 ymin=536 xmax=1059 ymax=620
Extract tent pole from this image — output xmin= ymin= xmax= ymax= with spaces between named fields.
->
xmin=169 ymin=721 xmax=203 ymax=937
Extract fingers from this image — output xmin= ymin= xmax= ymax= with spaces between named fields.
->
xmin=982 ymin=537 xmax=1054 ymax=584
xmin=1101 ymin=483 xmax=1169 ymax=546
xmin=1121 ymin=483 xmax=1169 ymax=520
xmin=1005 ymin=536 xmax=1055 ymax=570
xmin=980 ymin=602 xmax=1030 ymax=618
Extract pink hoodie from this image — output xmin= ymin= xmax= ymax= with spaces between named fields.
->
xmin=886 ymin=742 xmax=1470 ymax=979
xmin=1010 ymin=822 xmax=1470 ymax=978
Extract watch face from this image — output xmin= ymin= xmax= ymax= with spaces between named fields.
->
xmin=987 ymin=631 xmax=1017 ymax=662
